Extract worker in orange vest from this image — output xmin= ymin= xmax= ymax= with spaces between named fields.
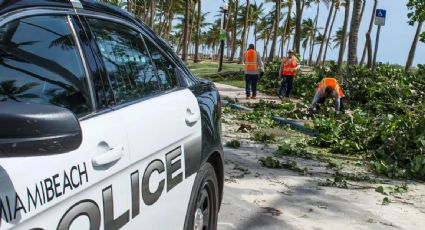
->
xmin=310 ymin=78 xmax=345 ymax=113
xmin=244 ymin=44 xmax=264 ymax=99
xmin=279 ymin=49 xmax=298 ymax=98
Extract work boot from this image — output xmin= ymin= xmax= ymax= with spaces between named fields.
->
xmin=251 ymin=96 xmax=256 ymax=99
xmin=246 ymin=96 xmax=250 ymax=100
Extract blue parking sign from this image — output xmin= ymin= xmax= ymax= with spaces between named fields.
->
xmin=376 ymin=9 xmax=386 ymax=18
xmin=375 ymin=9 xmax=386 ymax=26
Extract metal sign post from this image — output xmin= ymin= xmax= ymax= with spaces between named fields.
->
xmin=372 ymin=9 xmax=386 ymax=74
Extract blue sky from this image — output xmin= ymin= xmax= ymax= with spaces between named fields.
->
xmin=202 ymin=0 xmax=425 ymax=66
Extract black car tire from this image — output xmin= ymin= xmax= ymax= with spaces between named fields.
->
xmin=183 ymin=162 xmax=219 ymax=230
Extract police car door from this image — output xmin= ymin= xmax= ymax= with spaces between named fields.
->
xmin=0 ymin=14 xmax=131 ymax=230
xmin=84 ymin=17 xmax=202 ymax=229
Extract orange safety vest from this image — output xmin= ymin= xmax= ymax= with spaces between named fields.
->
xmin=318 ymin=78 xmax=345 ymax=98
xmin=244 ymin=49 xmax=258 ymax=72
xmin=282 ymin=57 xmax=298 ymax=76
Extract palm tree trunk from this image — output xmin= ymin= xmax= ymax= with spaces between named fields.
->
xmin=337 ymin=0 xmax=350 ymax=71
xmin=322 ymin=6 xmax=338 ymax=65
xmin=230 ymin=0 xmax=239 ymax=61
xmin=316 ymin=0 xmax=335 ymax=66
xmin=406 ymin=21 xmax=423 ymax=72
xmin=360 ymin=0 xmax=377 ymax=67
xmin=309 ymin=2 xmax=320 ymax=66
xmin=194 ymin=0 xmax=201 ymax=63
xmin=149 ymin=0 xmax=156 ymax=28
xmin=348 ymin=0 xmax=363 ymax=66
xmin=246 ymin=26 xmax=251 ymax=47
xmin=268 ymin=0 xmax=281 ymax=62
xmin=263 ymin=31 xmax=272 ymax=60
xmin=282 ymin=2 xmax=293 ymax=56
xmin=302 ymin=42 xmax=308 ymax=61
xmin=182 ymin=0 xmax=190 ymax=63
xmin=294 ymin=0 xmax=303 ymax=53
xmin=238 ymin=0 xmax=250 ymax=64
xmin=254 ymin=26 xmax=258 ymax=49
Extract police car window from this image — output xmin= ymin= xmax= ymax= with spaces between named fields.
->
xmin=142 ymin=38 xmax=178 ymax=90
xmin=0 ymin=16 xmax=92 ymax=117
xmin=87 ymin=18 xmax=159 ymax=105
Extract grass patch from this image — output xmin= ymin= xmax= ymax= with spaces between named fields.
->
xmin=188 ymin=61 xmax=243 ymax=78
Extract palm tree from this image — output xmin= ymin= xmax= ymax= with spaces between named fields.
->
xmin=238 ymin=0 xmax=250 ymax=64
xmin=182 ymin=0 xmax=190 ymax=63
xmin=267 ymin=0 xmax=283 ymax=62
xmin=347 ymin=0 xmax=363 ymax=66
xmin=149 ymin=0 xmax=156 ymax=28
xmin=229 ymin=0 xmax=239 ymax=61
xmin=405 ymin=0 xmax=425 ymax=72
xmin=322 ymin=1 xmax=339 ymax=65
xmin=258 ymin=14 xmax=275 ymax=60
xmin=281 ymin=1 xmax=294 ymax=58
xmin=316 ymin=0 xmax=335 ymax=66
xmin=308 ymin=0 xmax=329 ymax=65
xmin=249 ymin=2 xmax=265 ymax=49
xmin=332 ymin=27 xmax=345 ymax=48
xmin=301 ymin=18 xmax=316 ymax=61
xmin=294 ymin=0 xmax=304 ymax=54
xmin=360 ymin=0 xmax=378 ymax=67
xmin=337 ymin=0 xmax=350 ymax=71
xmin=406 ymin=21 xmax=424 ymax=71
xmin=194 ymin=0 xmax=202 ymax=63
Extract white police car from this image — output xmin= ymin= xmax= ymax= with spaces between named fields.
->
xmin=0 ymin=1 xmax=224 ymax=229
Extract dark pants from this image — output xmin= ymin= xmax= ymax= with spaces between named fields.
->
xmin=316 ymin=97 xmax=345 ymax=112
xmin=245 ymin=74 xmax=258 ymax=97
xmin=279 ymin=75 xmax=294 ymax=97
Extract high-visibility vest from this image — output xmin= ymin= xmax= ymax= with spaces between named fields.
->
xmin=282 ymin=57 xmax=298 ymax=76
xmin=244 ymin=49 xmax=258 ymax=72
xmin=318 ymin=78 xmax=345 ymax=98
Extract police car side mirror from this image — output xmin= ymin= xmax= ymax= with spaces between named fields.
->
xmin=0 ymin=102 xmax=82 ymax=157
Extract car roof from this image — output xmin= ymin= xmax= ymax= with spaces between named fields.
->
xmin=0 ymin=0 xmax=133 ymax=22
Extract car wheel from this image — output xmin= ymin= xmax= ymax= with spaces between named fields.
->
xmin=184 ymin=163 xmax=219 ymax=230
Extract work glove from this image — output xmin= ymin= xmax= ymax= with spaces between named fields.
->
xmin=260 ymin=71 xmax=265 ymax=78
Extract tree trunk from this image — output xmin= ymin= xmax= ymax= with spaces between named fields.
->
xmin=360 ymin=0 xmax=377 ymax=67
xmin=294 ymin=0 xmax=303 ymax=54
xmin=230 ymin=0 xmax=239 ymax=61
xmin=165 ymin=11 xmax=174 ymax=41
xmin=194 ymin=0 xmax=201 ymax=63
xmin=309 ymin=2 xmax=320 ymax=66
xmin=316 ymin=0 xmax=335 ymax=66
xmin=238 ymin=0 xmax=250 ymax=64
xmin=337 ymin=0 xmax=350 ymax=71
xmin=348 ymin=0 xmax=363 ymax=66
xmin=364 ymin=33 xmax=373 ymax=68
xmin=254 ymin=26 xmax=258 ymax=49
xmin=182 ymin=0 xmax=190 ymax=63
xmin=281 ymin=23 xmax=288 ymax=58
xmin=149 ymin=0 xmax=156 ymax=29
xmin=263 ymin=29 xmax=272 ymax=60
xmin=406 ymin=21 xmax=423 ymax=72
xmin=246 ymin=26 xmax=251 ymax=48
xmin=282 ymin=2 xmax=293 ymax=58
xmin=268 ymin=0 xmax=281 ymax=62
xmin=322 ymin=6 xmax=338 ymax=65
